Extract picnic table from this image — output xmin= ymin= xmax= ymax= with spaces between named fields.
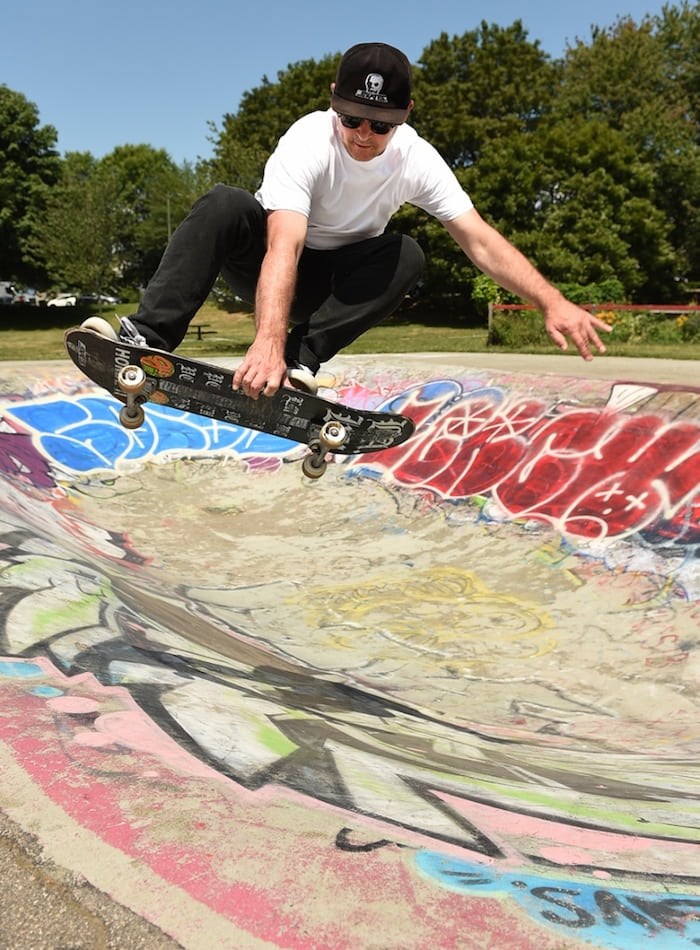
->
xmin=188 ymin=323 xmax=216 ymax=340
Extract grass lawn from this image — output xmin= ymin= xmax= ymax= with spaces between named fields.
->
xmin=2 ymin=301 xmax=699 ymax=362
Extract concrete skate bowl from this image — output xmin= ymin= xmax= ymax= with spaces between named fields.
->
xmin=0 ymin=354 xmax=698 ymax=949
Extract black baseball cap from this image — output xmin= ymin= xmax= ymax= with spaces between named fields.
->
xmin=331 ymin=42 xmax=412 ymax=124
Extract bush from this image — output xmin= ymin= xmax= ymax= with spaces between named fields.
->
xmin=489 ymin=305 xmax=700 ymax=348
xmin=638 ymin=313 xmax=682 ymax=344
xmin=678 ymin=312 xmax=700 ymax=342
xmin=489 ymin=309 xmax=550 ymax=347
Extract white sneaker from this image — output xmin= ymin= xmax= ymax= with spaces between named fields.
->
xmin=287 ymin=363 xmax=318 ymax=395
xmin=80 ymin=316 xmax=118 ymax=340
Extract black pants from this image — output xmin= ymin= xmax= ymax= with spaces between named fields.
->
xmin=131 ymin=184 xmax=425 ymax=372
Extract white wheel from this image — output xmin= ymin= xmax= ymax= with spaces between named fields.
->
xmin=319 ymin=420 xmax=347 ymax=449
xmin=117 ymin=364 xmax=146 ymax=394
xmin=302 ymin=452 xmax=327 ymax=479
xmin=119 ymin=404 xmax=145 ymax=429
xmin=81 ymin=316 xmax=118 ymax=340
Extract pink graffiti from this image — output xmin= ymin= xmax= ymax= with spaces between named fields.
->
xmin=360 ymin=382 xmax=700 ymax=542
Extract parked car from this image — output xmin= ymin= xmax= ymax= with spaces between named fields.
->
xmin=0 ymin=281 xmax=18 ymax=305
xmin=47 ymin=293 xmax=77 ymax=307
xmin=76 ymin=292 xmax=121 ymax=306
xmin=12 ymin=287 xmax=38 ymax=306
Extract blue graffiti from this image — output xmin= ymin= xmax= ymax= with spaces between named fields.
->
xmin=7 ymin=395 xmax=297 ymax=473
xmin=0 ymin=660 xmax=45 ymax=679
xmin=416 ymin=852 xmax=700 ymax=948
xmin=30 ymin=686 xmax=64 ymax=698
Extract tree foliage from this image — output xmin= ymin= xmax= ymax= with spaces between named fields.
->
xmin=553 ymin=8 xmax=699 ymax=291
xmin=100 ymin=144 xmax=196 ymax=288
xmin=399 ymin=8 xmax=699 ymax=305
xmin=3 ymin=4 xmax=699 ymax=311
xmin=0 ymin=85 xmax=60 ymax=285
xmin=412 ymin=22 xmax=558 ymax=167
xmin=25 ymin=152 xmax=126 ymax=294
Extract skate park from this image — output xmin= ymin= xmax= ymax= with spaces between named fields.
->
xmin=0 ymin=350 xmax=698 ymax=948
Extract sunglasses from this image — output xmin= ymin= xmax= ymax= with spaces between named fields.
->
xmin=337 ymin=113 xmax=397 ymax=135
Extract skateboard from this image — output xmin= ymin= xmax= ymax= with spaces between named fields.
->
xmin=64 ymin=323 xmax=415 ymax=478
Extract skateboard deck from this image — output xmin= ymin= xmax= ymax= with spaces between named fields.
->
xmin=64 ymin=326 xmax=414 ymax=471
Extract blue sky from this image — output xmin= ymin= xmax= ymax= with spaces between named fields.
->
xmin=6 ymin=0 xmax=672 ymax=166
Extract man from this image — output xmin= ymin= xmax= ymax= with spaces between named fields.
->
xmin=119 ymin=42 xmax=611 ymax=398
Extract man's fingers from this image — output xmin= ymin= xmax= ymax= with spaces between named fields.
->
xmin=547 ymin=326 xmax=568 ymax=352
xmin=234 ymin=367 xmax=286 ymax=399
xmin=576 ymin=322 xmax=607 ymax=358
xmin=589 ymin=329 xmax=607 ymax=355
xmin=564 ymin=328 xmax=588 ymax=359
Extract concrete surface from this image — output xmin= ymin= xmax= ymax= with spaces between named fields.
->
xmin=0 ymin=351 xmax=698 ymax=949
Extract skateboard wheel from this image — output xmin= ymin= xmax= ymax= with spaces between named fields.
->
xmin=302 ymin=452 xmax=327 ymax=479
xmin=117 ymin=364 xmax=147 ymax=393
xmin=319 ymin=420 xmax=347 ymax=449
xmin=81 ymin=316 xmax=118 ymax=340
xmin=119 ymin=403 xmax=145 ymax=429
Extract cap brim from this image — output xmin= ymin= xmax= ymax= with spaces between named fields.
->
xmin=331 ymin=93 xmax=409 ymax=125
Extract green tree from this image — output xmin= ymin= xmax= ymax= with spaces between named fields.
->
xmin=100 ymin=144 xmax=197 ymax=289
xmin=26 ymin=144 xmax=203 ymax=298
xmin=412 ymin=23 xmax=558 ymax=167
xmin=25 ymin=152 xmax=125 ymax=295
xmin=197 ymin=11 xmax=699 ymax=309
xmin=653 ymin=2 xmax=700 ymax=287
xmin=409 ymin=12 xmax=694 ymax=304
xmin=0 ymin=85 xmax=60 ymax=285
xmin=555 ymin=10 xmax=700 ymax=291
xmin=464 ymin=116 xmax=676 ymax=298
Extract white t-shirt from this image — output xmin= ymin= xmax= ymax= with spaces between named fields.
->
xmin=255 ymin=110 xmax=473 ymax=250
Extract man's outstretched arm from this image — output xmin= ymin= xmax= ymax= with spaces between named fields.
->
xmin=445 ymin=209 xmax=612 ymax=361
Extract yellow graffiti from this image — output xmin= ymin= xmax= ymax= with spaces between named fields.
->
xmin=293 ymin=566 xmax=556 ymax=672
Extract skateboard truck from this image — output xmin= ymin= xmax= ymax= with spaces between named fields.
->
xmin=302 ymin=420 xmax=347 ymax=479
xmin=116 ymin=364 xmax=147 ymax=429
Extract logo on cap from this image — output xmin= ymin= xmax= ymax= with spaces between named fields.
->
xmin=355 ymin=72 xmax=388 ymax=104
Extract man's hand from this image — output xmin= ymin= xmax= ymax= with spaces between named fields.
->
xmin=543 ymin=300 xmax=612 ymax=362
xmin=232 ymin=337 xmax=287 ymax=399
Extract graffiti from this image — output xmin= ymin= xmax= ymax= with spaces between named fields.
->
xmin=1 ymin=643 xmax=699 ymax=947
xmin=0 ymin=518 xmax=697 ymax=855
xmin=1 ymin=364 xmax=699 ymax=947
xmin=357 ymin=379 xmax=700 ymax=546
xmin=6 ymin=393 xmax=298 ymax=474
xmin=0 ymin=418 xmax=56 ymax=489
xmin=416 ymin=852 xmax=700 ymax=949
xmin=6 ymin=376 xmax=700 ymax=550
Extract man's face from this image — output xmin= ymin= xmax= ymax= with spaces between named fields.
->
xmin=336 ymin=115 xmax=399 ymax=162
xmin=330 ymin=83 xmax=412 ymax=162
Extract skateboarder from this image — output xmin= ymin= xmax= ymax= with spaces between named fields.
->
xmin=117 ymin=41 xmax=612 ymax=398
